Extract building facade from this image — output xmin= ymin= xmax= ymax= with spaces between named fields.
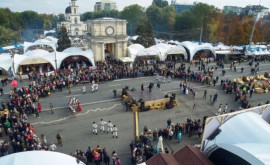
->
xmin=171 ymin=0 xmax=194 ymax=14
xmin=87 ymin=18 xmax=127 ymax=61
xmin=223 ymin=5 xmax=269 ymax=19
xmin=94 ymin=0 xmax=117 ymax=11
xmin=58 ymin=0 xmax=87 ymax=36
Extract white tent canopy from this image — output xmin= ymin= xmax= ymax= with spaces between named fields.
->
xmin=128 ymin=43 xmax=187 ymax=61
xmin=179 ymin=41 xmax=216 ymax=61
xmin=0 ymin=151 xmax=85 ymax=165
xmin=164 ymin=45 xmax=187 ymax=61
xmin=137 ymin=47 xmax=161 ymax=59
xmin=0 ymin=53 xmax=12 ymax=74
xmin=128 ymin=44 xmax=145 ymax=60
xmin=12 ymin=47 xmax=95 ymax=73
xmin=202 ymin=104 xmax=270 ymax=165
xmin=245 ymin=45 xmax=270 ymax=56
xmin=120 ymin=57 xmax=134 ymax=63
xmin=24 ymin=36 xmax=58 ymax=53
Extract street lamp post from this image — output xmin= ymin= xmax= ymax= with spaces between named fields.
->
xmin=54 ymin=50 xmax=57 ymax=76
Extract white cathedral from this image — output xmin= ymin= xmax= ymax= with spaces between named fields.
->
xmin=57 ymin=0 xmax=87 ymax=36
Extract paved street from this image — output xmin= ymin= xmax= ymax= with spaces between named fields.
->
xmin=1 ymin=61 xmax=270 ymax=164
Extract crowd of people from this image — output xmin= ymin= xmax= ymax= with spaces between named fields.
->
xmin=130 ymin=117 xmax=206 ymax=163
xmin=0 ymin=76 xmax=69 ymax=156
xmin=72 ymin=146 xmax=121 ymax=165
xmin=0 ymin=57 xmax=269 ymax=164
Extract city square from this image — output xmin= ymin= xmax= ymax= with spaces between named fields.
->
xmin=0 ymin=0 xmax=270 ymax=165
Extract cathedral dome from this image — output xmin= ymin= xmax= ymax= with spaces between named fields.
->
xmin=65 ymin=6 xmax=71 ymax=14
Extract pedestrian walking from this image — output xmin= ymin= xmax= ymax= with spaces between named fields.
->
xmin=241 ymin=67 xmax=244 ymax=73
xmin=113 ymin=90 xmax=117 ymax=98
xmin=68 ymin=84 xmax=71 ymax=94
xmin=177 ymin=132 xmax=182 ymax=143
xmin=115 ymin=157 xmax=121 ymax=165
xmin=35 ymin=108 xmax=40 ymax=118
xmin=112 ymin=151 xmax=117 ymax=165
xmin=203 ymin=90 xmax=207 ymax=100
xmin=37 ymin=103 xmax=42 ymax=113
xmin=0 ymin=88 xmax=3 ymax=96
xmin=107 ymin=121 xmax=113 ymax=133
xmin=83 ymin=85 xmax=86 ymax=94
xmin=50 ymin=103 xmax=54 ymax=114
xmin=92 ymin=122 xmax=98 ymax=135
xmin=49 ymin=142 xmax=57 ymax=151
xmin=216 ymin=104 xmax=222 ymax=115
xmin=209 ymin=95 xmax=212 ymax=103
xmin=77 ymin=101 xmax=82 ymax=112
xmin=112 ymin=125 xmax=118 ymax=138
xmin=56 ymin=132 xmax=63 ymax=147
xmin=223 ymin=103 xmax=228 ymax=114
xmin=192 ymin=103 xmax=196 ymax=112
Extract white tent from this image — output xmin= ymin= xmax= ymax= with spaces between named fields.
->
xmin=179 ymin=41 xmax=216 ymax=61
xmin=120 ymin=57 xmax=134 ymax=63
xmin=12 ymin=48 xmax=95 ymax=73
xmin=62 ymin=47 xmax=95 ymax=67
xmin=202 ymin=104 xmax=270 ymax=165
xmin=245 ymin=45 xmax=270 ymax=56
xmin=0 ymin=53 xmax=12 ymax=74
xmin=163 ymin=45 xmax=187 ymax=61
xmin=149 ymin=43 xmax=175 ymax=61
xmin=24 ymin=37 xmax=58 ymax=53
xmin=137 ymin=47 xmax=161 ymax=60
xmin=214 ymin=43 xmax=230 ymax=51
xmin=0 ymin=151 xmax=86 ymax=165
xmin=128 ymin=44 xmax=145 ymax=60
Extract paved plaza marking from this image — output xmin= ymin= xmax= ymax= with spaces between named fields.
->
xmin=109 ymin=84 xmax=122 ymax=87
xmin=65 ymin=94 xmax=82 ymax=97
xmin=31 ymin=103 xmax=121 ymax=125
xmin=71 ymin=89 xmax=81 ymax=92
xmin=42 ymin=98 xmax=121 ymax=111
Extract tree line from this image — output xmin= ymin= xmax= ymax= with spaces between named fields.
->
xmin=0 ymin=8 xmax=65 ymax=46
xmin=1 ymin=0 xmax=270 ymax=46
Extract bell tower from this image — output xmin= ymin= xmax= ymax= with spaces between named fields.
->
xmin=70 ymin=0 xmax=80 ymax=24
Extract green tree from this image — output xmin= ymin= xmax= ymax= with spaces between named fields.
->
xmin=174 ymin=3 xmax=218 ymax=42
xmin=152 ymin=0 xmax=168 ymax=8
xmin=0 ymin=26 xmax=19 ymax=46
xmin=57 ymin=26 xmax=71 ymax=52
xmin=120 ymin=5 xmax=147 ymax=35
xmin=135 ymin=18 xmax=155 ymax=48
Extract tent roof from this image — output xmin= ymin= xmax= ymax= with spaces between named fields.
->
xmin=202 ymin=104 xmax=270 ymax=165
xmin=0 ymin=151 xmax=85 ymax=165
xmin=119 ymin=57 xmax=134 ymax=63
xmin=179 ymin=41 xmax=216 ymax=60
xmin=63 ymin=47 xmax=84 ymax=53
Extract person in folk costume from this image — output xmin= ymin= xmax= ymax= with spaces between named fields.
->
xmin=100 ymin=119 xmax=106 ymax=132
xmin=77 ymin=101 xmax=82 ymax=112
xmin=95 ymin=83 xmax=99 ymax=91
xmin=92 ymin=122 xmax=98 ymax=135
xmin=112 ymin=125 xmax=118 ymax=138
xmin=107 ymin=121 xmax=113 ymax=134
xmin=82 ymin=85 xmax=86 ymax=94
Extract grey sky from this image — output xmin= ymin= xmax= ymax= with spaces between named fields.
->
xmin=0 ymin=0 xmax=269 ymax=14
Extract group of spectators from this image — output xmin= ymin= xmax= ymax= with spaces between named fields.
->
xmin=72 ymin=146 xmax=121 ymax=165
xmin=130 ymin=117 xmax=206 ymax=164
xmin=0 ymin=74 xmax=68 ymax=156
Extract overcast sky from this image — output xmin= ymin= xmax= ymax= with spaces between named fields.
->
xmin=0 ymin=0 xmax=269 ymax=14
